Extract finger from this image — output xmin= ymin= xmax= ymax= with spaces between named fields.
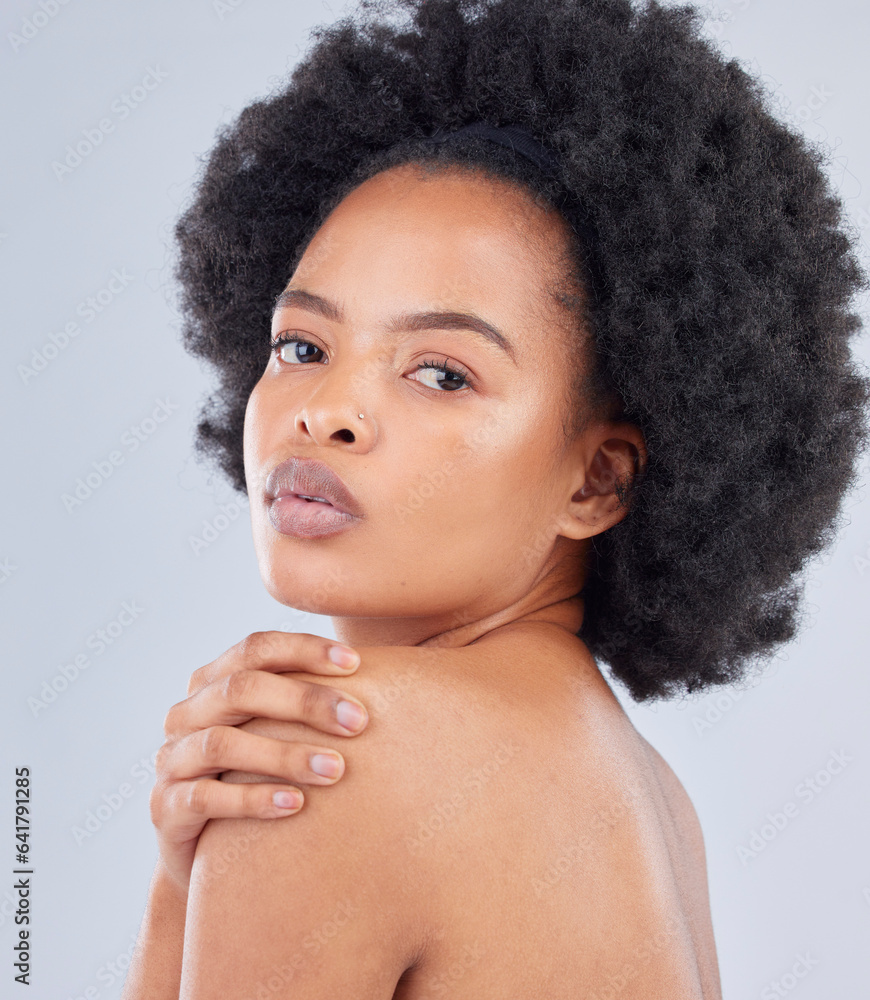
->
xmin=187 ymin=631 xmax=361 ymax=697
xmin=160 ymin=725 xmax=347 ymax=784
xmin=165 ymin=669 xmax=368 ymax=738
xmin=159 ymin=777 xmax=306 ymax=827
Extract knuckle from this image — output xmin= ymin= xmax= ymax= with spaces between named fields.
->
xmin=149 ymin=780 xmax=167 ymax=825
xmin=148 ymin=785 xmax=159 ymax=822
xmin=293 ymin=631 xmax=318 ymax=644
xmin=186 ymin=666 xmax=205 ymax=697
xmin=162 ymin=701 xmax=183 ymax=736
xmin=154 ymin=742 xmax=172 ymax=777
xmin=298 ymin=680 xmax=328 ymax=720
xmin=238 ymin=631 xmax=272 ymax=665
xmin=278 ymin=741 xmax=302 ymax=776
xmin=199 ymin=726 xmax=231 ymax=763
xmin=183 ymin=780 xmax=210 ymax=816
xmin=220 ymin=668 xmax=256 ymax=706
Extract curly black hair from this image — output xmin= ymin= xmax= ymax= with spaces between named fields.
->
xmin=173 ymin=0 xmax=870 ymax=701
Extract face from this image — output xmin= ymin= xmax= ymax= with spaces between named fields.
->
xmin=244 ymin=162 xmax=638 ymax=644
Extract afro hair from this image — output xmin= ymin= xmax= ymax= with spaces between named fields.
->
xmin=172 ymin=0 xmax=870 ymax=701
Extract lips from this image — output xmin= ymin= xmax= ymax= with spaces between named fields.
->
xmin=263 ymin=456 xmax=363 ymax=518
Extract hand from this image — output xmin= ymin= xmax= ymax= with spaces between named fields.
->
xmin=150 ymin=631 xmax=370 ymax=894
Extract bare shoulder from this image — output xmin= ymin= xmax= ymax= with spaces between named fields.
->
xmin=178 ymin=642 xmax=480 ymax=996
xmin=340 ymin=628 xmax=715 ymax=972
xmin=211 ymin=628 xmax=720 ymax=997
xmin=369 ymin=625 xmax=720 ymax=998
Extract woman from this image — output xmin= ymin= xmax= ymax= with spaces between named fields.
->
xmin=122 ymin=0 xmax=869 ymax=996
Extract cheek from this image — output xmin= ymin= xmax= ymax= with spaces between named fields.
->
xmin=243 ymin=376 xmax=263 ymax=429
xmin=243 ymin=379 xmax=280 ymax=466
xmin=241 ymin=387 xmax=566 ymax=614
xmin=394 ymin=400 xmax=557 ymax=541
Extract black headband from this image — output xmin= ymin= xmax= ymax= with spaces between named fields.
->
xmin=424 ymin=121 xmax=563 ymax=177
xmin=420 ymin=121 xmax=607 ymax=305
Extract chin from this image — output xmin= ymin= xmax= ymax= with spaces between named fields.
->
xmin=257 ymin=559 xmax=359 ymax=617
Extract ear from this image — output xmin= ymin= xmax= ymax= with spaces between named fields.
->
xmin=558 ymin=421 xmax=647 ymax=540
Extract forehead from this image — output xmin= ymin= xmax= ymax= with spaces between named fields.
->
xmin=291 ymin=163 xmax=579 ymax=342
xmin=310 ymin=161 xmax=568 ymax=260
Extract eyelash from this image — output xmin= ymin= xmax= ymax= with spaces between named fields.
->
xmin=269 ymin=332 xmax=474 ymax=392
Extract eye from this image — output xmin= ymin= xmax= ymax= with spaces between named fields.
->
xmin=270 ymin=332 xmax=324 ymax=364
xmin=269 ymin=333 xmax=473 ymax=393
xmin=412 ymin=358 xmax=473 ymax=393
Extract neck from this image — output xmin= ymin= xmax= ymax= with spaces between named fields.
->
xmin=330 ymin=538 xmax=587 ymax=650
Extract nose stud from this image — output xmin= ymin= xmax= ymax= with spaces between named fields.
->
xmin=358 ymin=413 xmax=364 ymax=419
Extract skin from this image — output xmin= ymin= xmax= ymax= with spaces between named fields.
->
xmin=171 ymin=163 xmax=722 ymax=997
xmin=244 ymin=160 xmax=644 ymax=650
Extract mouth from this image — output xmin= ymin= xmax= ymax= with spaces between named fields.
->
xmin=263 ymin=457 xmax=363 ymax=538
xmin=293 ymin=493 xmax=332 ymax=505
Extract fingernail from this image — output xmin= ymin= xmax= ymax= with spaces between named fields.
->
xmin=310 ymin=753 xmax=343 ymax=778
xmin=336 ymin=699 xmax=367 ymax=731
xmin=273 ymin=790 xmax=302 ymax=810
xmin=328 ymin=645 xmax=360 ymax=669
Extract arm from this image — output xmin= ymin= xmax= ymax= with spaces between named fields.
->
xmin=151 ymin=631 xmax=369 ymax=891
xmin=177 ymin=666 xmax=429 ymax=998
xmin=121 ymin=632 xmax=370 ymax=999
xmin=120 ymin=858 xmax=188 ymax=1000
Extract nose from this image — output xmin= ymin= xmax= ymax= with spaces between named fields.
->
xmin=295 ymin=406 xmax=373 ymax=446
xmin=294 ymin=356 xmax=379 ymax=448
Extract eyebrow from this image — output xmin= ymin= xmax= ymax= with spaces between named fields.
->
xmin=271 ymin=287 xmax=516 ymax=362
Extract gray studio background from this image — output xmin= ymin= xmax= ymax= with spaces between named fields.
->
xmin=1 ymin=0 xmax=869 ymax=996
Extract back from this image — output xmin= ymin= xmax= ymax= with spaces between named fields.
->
xmin=379 ymin=622 xmax=721 ymax=999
